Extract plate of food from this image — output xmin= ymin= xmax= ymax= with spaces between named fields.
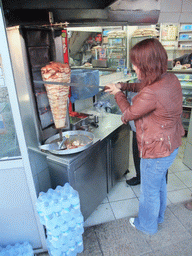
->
xmin=42 ymin=130 xmax=95 ymax=155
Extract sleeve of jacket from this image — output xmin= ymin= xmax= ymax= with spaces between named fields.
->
xmin=120 ymin=81 xmax=144 ymax=92
xmin=115 ymin=88 xmax=157 ymax=122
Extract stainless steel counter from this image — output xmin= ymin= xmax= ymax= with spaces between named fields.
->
xmin=99 ymin=71 xmax=136 ymax=86
xmin=29 ymin=111 xmax=124 ymax=160
xmin=82 ymin=109 xmax=123 ymax=140
xmin=29 ymin=111 xmax=129 ymax=220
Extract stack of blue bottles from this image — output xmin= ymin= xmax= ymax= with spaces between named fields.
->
xmin=0 ymin=242 xmax=33 ymax=256
xmin=36 ymin=183 xmax=84 ymax=256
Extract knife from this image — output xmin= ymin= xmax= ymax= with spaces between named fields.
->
xmin=34 ymin=80 xmax=105 ymax=90
xmin=39 ymin=137 xmax=67 ymax=151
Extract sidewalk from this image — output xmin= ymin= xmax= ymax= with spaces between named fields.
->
xmin=79 ymin=201 xmax=192 ymax=256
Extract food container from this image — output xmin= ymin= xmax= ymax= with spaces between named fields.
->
xmin=44 ymin=130 xmax=95 ymax=155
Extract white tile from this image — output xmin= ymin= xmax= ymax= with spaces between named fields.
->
xmin=158 ymin=12 xmax=180 ymax=24
xmin=110 ymin=198 xmax=139 ymax=219
xmin=107 ymin=182 xmax=136 ymax=202
xmin=166 ymin=198 xmax=172 ymax=206
xmin=131 ymin=184 xmax=141 ymax=198
xmin=167 ymin=173 xmax=187 ymax=192
xmin=182 ymin=0 xmax=192 ymax=12
xmin=167 ymin=188 xmax=192 ymax=204
xmin=174 ymin=171 xmax=192 ymax=187
xmin=84 ymin=203 xmax=115 ymax=227
xmin=179 ymin=15 xmax=188 ymax=24
xmin=169 ymin=158 xmax=191 ymax=173
xmin=101 ymin=196 xmax=109 ymax=204
xmin=160 ymin=0 xmax=182 ymax=12
xmin=119 ymin=175 xmax=126 ymax=182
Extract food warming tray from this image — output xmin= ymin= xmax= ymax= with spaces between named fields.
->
xmin=43 ymin=130 xmax=95 ymax=155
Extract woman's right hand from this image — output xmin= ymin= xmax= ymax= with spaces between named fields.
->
xmin=104 ymin=83 xmax=121 ymax=95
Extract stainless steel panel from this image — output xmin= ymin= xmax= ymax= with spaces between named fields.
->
xmin=74 ymin=141 xmax=107 ymax=220
xmin=187 ymin=112 xmax=192 ymax=144
xmin=46 ymin=139 xmax=107 ymax=220
xmin=110 ymin=124 xmax=130 ymax=188
xmin=6 ymin=26 xmax=41 ymax=147
xmin=183 ymin=141 xmax=192 ymax=169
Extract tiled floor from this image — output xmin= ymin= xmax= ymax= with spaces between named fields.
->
xmin=37 ymin=135 xmax=192 ymax=256
xmin=84 ymin=135 xmax=192 ymax=228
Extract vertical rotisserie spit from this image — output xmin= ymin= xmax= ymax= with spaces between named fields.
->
xmin=41 ymin=61 xmax=70 ymax=129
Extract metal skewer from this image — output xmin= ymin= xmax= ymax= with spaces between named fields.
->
xmin=33 ymin=80 xmax=105 ymax=89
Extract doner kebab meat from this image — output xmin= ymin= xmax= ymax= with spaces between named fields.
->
xmin=41 ymin=62 xmax=70 ymax=129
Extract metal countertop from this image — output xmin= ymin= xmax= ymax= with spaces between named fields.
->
xmin=29 ymin=111 xmax=124 ymax=163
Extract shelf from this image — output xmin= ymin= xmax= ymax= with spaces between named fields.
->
xmin=183 ymin=105 xmax=192 ymax=108
xmin=178 ymin=39 xmax=192 ymax=42
xmin=107 ymin=57 xmax=125 ymax=59
xmin=163 ymin=47 xmax=178 ymax=50
xmin=106 ymin=47 xmax=126 ymax=49
xmin=177 ymin=48 xmax=192 ymax=50
xmin=108 ymin=37 xmax=126 ymax=39
xmin=163 ymin=47 xmax=192 ymax=50
xmin=161 ymin=39 xmax=177 ymax=42
xmin=131 ymin=36 xmax=157 ymax=38
xmin=179 ymin=30 xmax=192 ymax=33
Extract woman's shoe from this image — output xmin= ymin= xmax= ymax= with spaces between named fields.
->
xmin=126 ymin=177 xmax=140 ymax=186
xmin=185 ymin=201 xmax=192 ymax=211
xmin=129 ymin=218 xmax=135 ymax=228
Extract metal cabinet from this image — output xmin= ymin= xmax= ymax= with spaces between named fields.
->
xmin=175 ymin=73 xmax=192 ymax=131
xmin=46 ymin=139 xmax=108 ymax=220
xmin=183 ymin=111 xmax=192 ymax=169
xmin=74 ymin=140 xmax=107 ymax=220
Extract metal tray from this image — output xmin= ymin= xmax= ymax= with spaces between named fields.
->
xmin=44 ymin=130 xmax=94 ymax=155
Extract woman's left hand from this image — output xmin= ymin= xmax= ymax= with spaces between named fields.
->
xmin=104 ymin=83 xmax=121 ymax=95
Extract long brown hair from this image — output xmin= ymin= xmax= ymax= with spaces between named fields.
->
xmin=130 ymin=38 xmax=168 ymax=86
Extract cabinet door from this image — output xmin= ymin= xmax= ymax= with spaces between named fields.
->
xmin=110 ymin=125 xmax=130 ymax=188
xmin=183 ymin=110 xmax=192 ymax=168
xmin=183 ymin=142 xmax=192 ymax=169
xmin=74 ymin=141 xmax=107 ymax=220
xmin=187 ymin=111 xmax=192 ymax=144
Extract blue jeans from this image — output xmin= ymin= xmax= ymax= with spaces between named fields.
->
xmin=134 ymin=148 xmax=179 ymax=235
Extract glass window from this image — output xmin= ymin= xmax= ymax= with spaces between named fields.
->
xmin=0 ymin=55 xmax=21 ymax=160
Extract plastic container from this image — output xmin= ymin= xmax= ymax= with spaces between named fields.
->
xmin=36 ymin=183 xmax=84 ymax=256
xmin=70 ymin=69 xmax=99 ymax=102
xmin=179 ymin=34 xmax=189 ymax=40
xmin=180 ymin=24 xmax=192 ymax=31
xmin=0 ymin=242 xmax=34 ymax=256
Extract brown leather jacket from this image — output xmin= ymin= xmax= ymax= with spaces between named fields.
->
xmin=115 ymin=73 xmax=185 ymax=159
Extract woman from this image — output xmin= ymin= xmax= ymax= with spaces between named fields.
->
xmin=105 ymin=38 xmax=185 ymax=235
xmin=173 ymin=53 xmax=192 ymax=68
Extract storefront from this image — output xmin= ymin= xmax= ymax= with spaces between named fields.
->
xmin=1 ymin=0 xmax=192 ymax=254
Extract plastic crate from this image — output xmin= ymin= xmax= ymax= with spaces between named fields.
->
xmin=70 ymin=69 xmax=99 ymax=102
xmin=179 ymin=34 xmax=189 ymax=40
xmin=180 ymin=24 xmax=192 ymax=31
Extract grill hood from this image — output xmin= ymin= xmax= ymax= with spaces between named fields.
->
xmin=2 ymin=0 xmax=161 ymax=26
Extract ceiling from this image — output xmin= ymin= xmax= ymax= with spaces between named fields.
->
xmin=1 ymin=0 xmax=160 ymax=26
xmin=2 ymin=0 xmax=192 ymax=26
